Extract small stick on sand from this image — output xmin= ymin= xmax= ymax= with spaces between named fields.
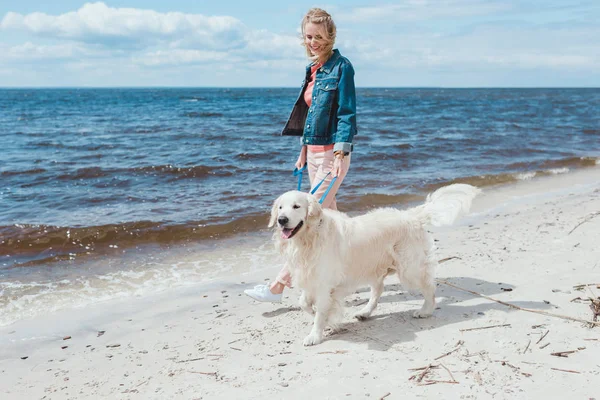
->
xmin=379 ymin=392 xmax=391 ymax=400
xmin=536 ymin=330 xmax=550 ymax=345
xmin=590 ymin=297 xmax=600 ymax=322
xmin=434 ymin=340 xmax=464 ymax=360
xmin=437 ymin=279 xmax=600 ymax=326
xmin=317 ymin=350 xmax=348 ymax=355
xmin=421 ymin=380 xmax=459 ymax=385
xmin=551 ymin=368 xmax=580 ymax=374
xmin=408 ymin=364 xmax=439 ymax=371
xmin=539 ymin=343 xmax=550 ymax=349
xmin=465 ymin=351 xmax=485 ymax=358
xmin=496 ymin=361 xmax=532 ymax=377
xmin=550 ymin=350 xmax=578 ymax=358
xmin=439 ymin=363 xmax=459 ymax=383
xmin=573 ymin=283 xmax=600 ymax=290
xmin=523 ymin=339 xmax=531 ymax=354
xmin=176 ymin=357 xmax=204 ymax=363
xmin=438 ymin=256 xmax=462 ymax=264
xmin=568 ymin=211 xmax=600 ymax=235
xmin=188 ymin=371 xmax=218 ymax=376
xmin=460 ymin=324 xmax=511 ymax=332
xmin=409 ymin=364 xmax=437 ymax=383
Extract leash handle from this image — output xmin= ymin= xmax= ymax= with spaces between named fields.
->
xmin=292 ymin=164 xmax=307 ymax=191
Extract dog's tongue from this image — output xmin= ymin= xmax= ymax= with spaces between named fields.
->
xmin=281 ymin=228 xmax=294 ymax=239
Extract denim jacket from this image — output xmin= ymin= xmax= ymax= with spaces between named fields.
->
xmin=281 ymin=49 xmax=357 ymax=154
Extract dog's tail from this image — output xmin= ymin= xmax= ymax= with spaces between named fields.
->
xmin=416 ymin=184 xmax=481 ymax=227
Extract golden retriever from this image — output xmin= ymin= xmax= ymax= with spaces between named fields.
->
xmin=269 ymin=184 xmax=481 ymax=346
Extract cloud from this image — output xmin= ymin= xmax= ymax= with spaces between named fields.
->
xmin=0 ymin=1 xmax=598 ymax=86
xmin=0 ymin=2 xmax=304 ymax=68
xmin=132 ymin=49 xmax=231 ymax=66
xmin=0 ymin=42 xmax=96 ymax=63
xmin=0 ymin=2 xmax=247 ymax=50
xmin=335 ymin=0 xmax=512 ymax=23
xmin=341 ymin=21 xmax=599 ymax=71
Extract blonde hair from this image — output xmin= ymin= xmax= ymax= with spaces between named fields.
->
xmin=300 ymin=8 xmax=336 ymax=63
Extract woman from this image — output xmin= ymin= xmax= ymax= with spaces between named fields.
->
xmin=245 ymin=8 xmax=357 ymax=302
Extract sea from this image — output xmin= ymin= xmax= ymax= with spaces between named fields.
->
xmin=1 ymin=87 xmax=599 ymax=326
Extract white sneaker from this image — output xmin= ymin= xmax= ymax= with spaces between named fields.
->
xmin=244 ymin=284 xmax=282 ymax=303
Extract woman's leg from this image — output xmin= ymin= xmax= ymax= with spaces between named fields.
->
xmin=269 ymin=267 xmax=292 ymax=294
xmin=307 ymin=150 xmax=351 ymax=210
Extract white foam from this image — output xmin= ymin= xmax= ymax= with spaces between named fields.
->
xmin=0 ymin=235 xmax=280 ymax=327
xmin=547 ymin=167 xmax=569 ymax=175
xmin=516 ymin=171 xmax=536 ymax=180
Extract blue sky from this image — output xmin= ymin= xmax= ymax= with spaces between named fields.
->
xmin=0 ymin=1 xmax=598 ymax=87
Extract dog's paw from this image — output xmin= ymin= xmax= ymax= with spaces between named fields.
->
xmin=412 ymin=309 xmax=433 ymax=319
xmin=303 ymin=333 xmax=323 ymax=346
xmin=354 ymin=311 xmax=371 ymax=321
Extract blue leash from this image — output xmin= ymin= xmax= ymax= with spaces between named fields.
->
xmin=292 ymin=164 xmax=338 ymax=205
xmin=292 ymin=164 xmax=307 ymax=191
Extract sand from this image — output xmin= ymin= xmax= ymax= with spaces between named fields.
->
xmin=1 ymin=167 xmax=599 ymax=399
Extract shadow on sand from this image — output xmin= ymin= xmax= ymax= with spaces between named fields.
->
xmin=260 ymin=276 xmax=552 ymax=351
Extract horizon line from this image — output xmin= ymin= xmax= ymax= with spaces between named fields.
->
xmin=1 ymin=86 xmax=599 ymax=90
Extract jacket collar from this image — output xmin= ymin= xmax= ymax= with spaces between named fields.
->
xmin=308 ymin=49 xmax=341 ymax=74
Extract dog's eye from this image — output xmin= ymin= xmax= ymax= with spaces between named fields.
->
xmin=293 ymin=204 xmax=300 ymax=209
xmin=279 ymin=206 xmax=282 ymax=209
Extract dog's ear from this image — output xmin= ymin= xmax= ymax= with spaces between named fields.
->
xmin=268 ymin=196 xmax=280 ymax=227
xmin=307 ymin=194 xmax=322 ymax=222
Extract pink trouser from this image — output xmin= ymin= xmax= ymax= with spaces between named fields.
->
xmin=273 ymin=150 xmax=351 ymax=288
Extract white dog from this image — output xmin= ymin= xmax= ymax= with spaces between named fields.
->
xmin=269 ymin=184 xmax=481 ymax=346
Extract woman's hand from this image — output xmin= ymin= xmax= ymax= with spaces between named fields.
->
xmin=295 ymin=146 xmax=307 ymax=169
xmin=332 ymin=153 xmax=344 ymax=177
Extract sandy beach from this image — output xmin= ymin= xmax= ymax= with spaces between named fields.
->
xmin=1 ymin=167 xmax=599 ymax=399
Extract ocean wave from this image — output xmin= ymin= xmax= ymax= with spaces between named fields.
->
xmin=183 ymin=111 xmax=224 ymax=118
xmin=37 ymin=164 xmax=236 ymax=182
xmin=1 ymin=213 xmax=269 ymax=267
xmin=506 ymin=156 xmax=599 ymax=171
xmin=133 ymin=164 xmax=235 ymax=179
xmin=0 ymin=239 xmax=278 ymax=327
xmin=545 ymin=167 xmax=570 ymax=175
xmin=516 ymin=172 xmax=537 ymax=181
xmin=1 ymin=168 xmax=47 ymax=177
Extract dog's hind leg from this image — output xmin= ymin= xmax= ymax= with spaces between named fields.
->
xmin=354 ymin=277 xmax=385 ymax=321
xmin=413 ymin=262 xmax=436 ymax=318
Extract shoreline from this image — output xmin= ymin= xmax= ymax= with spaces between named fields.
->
xmin=3 ymin=156 xmax=599 ymax=270
xmin=2 ymin=166 xmax=600 ymax=398
xmin=2 ymin=165 xmax=599 ymax=328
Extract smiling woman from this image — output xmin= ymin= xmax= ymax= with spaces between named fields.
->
xmin=244 ymin=7 xmax=358 ymax=303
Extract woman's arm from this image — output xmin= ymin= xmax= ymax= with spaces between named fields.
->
xmin=333 ymin=61 xmax=357 ymax=156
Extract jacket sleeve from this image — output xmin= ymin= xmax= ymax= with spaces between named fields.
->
xmin=333 ymin=61 xmax=357 ymax=154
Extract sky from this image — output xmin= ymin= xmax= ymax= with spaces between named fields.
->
xmin=0 ymin=1 xmax=598 ymax=87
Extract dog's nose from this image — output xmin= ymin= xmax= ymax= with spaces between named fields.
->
xmin=278 ymin=216 xmax=289 ymax=226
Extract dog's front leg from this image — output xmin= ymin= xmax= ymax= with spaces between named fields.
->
xmin=303 ymin=293 xmax=331 ymax=346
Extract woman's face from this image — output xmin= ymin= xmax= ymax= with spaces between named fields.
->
xmin=304 ymin=22 xmax=327 ymax=59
